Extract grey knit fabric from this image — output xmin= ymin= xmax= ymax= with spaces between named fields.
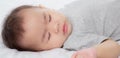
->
xmin=59 ymin=0 xmax=120 ymax=50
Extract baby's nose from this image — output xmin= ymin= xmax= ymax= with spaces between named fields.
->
xmin=48 ymin=23 xmax=59 ymax=33
xmin=54 ymin=23 xmax=59 ymax=33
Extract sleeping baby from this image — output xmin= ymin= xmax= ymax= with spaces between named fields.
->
xmin=1 ymin=0 xmax=120 ymax=58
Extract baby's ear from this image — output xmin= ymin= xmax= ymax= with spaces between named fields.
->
xmin=38 ymin=5 xmax=46 ymax=8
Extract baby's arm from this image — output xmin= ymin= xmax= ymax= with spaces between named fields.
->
xmin=95 ymin=39 xmax=120 ymax=58
xmin=72 ymin=39 xmax=120 ymax=58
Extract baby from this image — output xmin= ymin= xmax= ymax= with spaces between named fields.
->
xmin=2 ymin=5 xmax=73 ymax=51
xmin=1 ymin=0 xmax=120 ymax=58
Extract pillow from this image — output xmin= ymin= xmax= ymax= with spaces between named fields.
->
xmin=0 ymin=47 xmax=75 ymax=58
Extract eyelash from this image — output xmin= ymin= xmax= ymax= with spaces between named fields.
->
xmin=48 ymin=14 xmax=51 ymax=40
xmin=48 ymin=14 xmax=51 ymax=22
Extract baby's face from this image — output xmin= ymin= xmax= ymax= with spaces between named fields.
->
xmin=19 ymin=6 xmax=72 ymax=51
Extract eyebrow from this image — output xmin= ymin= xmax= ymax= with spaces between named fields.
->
xmin=41 ymin=13 xmax=47 ymax=41
xmin=43 ymin=12 xmax=47 ymax=23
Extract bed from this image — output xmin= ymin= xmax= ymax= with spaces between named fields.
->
xmin=0 ymin=0 xmax=120 ymax=58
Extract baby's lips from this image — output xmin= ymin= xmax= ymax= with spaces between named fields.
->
xmin=72 ymin=48 xmax=97 ymax=58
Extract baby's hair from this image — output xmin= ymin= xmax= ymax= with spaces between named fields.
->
xmin=2 ymin=5 xmax=37 ymax=51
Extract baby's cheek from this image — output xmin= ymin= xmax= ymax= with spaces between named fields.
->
xmin=72 ymin=48 xmax=97 ymax=58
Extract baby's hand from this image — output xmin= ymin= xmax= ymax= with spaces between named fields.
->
xmin=75 ymin=55 xmax=84 ymax=58
xmin=72 ymin=48 xmax=97 ymax=58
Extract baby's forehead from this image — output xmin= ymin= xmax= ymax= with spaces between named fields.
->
xmin=21 ymin=7 xmax=45 ymax=31
xmin=18 ymin=7 xmax=39 ymax=16
xmin=19 ymin=7 xmax=45 ymax=31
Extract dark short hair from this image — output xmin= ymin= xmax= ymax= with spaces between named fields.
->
xmin=2 ymin=5 xmax=36 ymax=51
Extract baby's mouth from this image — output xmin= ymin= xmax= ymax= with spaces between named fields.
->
xmin=63 ymin=22 xmax=68 ymax=35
